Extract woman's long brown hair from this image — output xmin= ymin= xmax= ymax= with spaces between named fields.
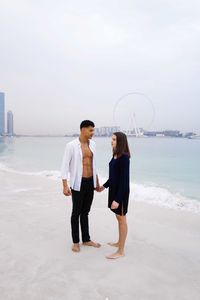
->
xmin=113 ymin=132 xmax=131 ymax=158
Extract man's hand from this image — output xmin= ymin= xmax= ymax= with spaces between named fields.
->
xmin=63 ymin=186 xmax=72 ymax=196
xmin=111 ymin=200 xmax=119 ymax=209
xmin=94 ymin=175 xmax=101 ymax=192
xmin=62 ymin=179 xmax=71 ymax=196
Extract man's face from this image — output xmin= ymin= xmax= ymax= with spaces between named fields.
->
xmin=82 ymin=126 xmax=94 ymax=139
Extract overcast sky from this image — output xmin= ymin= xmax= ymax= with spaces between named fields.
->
xmin=0 ymin=0 xmax=200 ymax=134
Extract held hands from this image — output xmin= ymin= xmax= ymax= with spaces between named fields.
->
xmin=111 ymin=201 xmax=119 ymax=209
xmin=95 ymin=175 xmax=105 ymax=193
xmin=95 ymin=174 xmax=105 ymax=192
xmin=99 ymin=186 xmax=105 ymax=192
xmin=94 ymin=185 xmax=105 ymax=192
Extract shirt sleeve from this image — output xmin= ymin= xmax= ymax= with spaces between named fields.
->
xmin=93 ymin=142 xmax=98 ymax=176
xmin=60 ymin=142 xmax=72 ymax=180
xmin=115 ymin=155 xmax=130 ymax=204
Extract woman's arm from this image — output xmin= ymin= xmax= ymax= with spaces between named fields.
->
xmin=103 ymin=179 xmax=110 ymax=188
xmin=115 ymin=155 xmax=130 ymax=204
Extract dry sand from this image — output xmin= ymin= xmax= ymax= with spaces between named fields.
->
xmin=0 ymin=170 xmax=200 ymax=300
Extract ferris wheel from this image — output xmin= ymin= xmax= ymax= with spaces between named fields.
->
xmin=112 ymin=92 xmax=156 ymax=136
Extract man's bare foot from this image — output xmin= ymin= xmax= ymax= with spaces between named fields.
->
xmin=106 ymin=251 xmax=125 ymax=259
xmin=107 ymin=242 xmax=119 ymax=247
xmin=82 ymin=240 xmax=101 ymax=248
xmin=72 ymin=243 xmax=80 ymax=252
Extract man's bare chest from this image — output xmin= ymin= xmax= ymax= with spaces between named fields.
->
xmin=81 ymin=144 xmax=93 ymax=159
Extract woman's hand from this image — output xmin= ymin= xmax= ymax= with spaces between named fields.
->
xmin=111 ymin=201 xmax=119 ymax=209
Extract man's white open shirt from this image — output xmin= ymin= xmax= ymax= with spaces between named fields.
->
xmin=60 ymin=138 xmax=97 ymax=191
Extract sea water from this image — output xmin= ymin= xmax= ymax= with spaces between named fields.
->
xmin=0 ymin=136 xmax=200 ymax=213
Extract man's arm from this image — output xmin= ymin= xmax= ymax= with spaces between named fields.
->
xmin=94 ymin=174 xmax=100 ymax=192
xmin=61 ymin=143 xmax=72 ymax=196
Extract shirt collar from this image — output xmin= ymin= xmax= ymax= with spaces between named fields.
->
xmin=76 ymin=137 xmax=93 ymax=147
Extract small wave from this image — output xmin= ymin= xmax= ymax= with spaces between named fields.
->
xmin=0 ymin=162 xmax=61 ymax=180
xmin=130 ymin=182 xmax=200 ymax=214
xmin=14 ymin=187 xmax=42 ymax=193
xmin=99 ymin=177 xmax=200 ymax=214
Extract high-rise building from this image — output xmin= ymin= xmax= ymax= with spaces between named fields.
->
xmin=7 ymin=110 xmax=14 ymax=136
xmin=0 ymin=92 xmax=5 ymax=135
xmin=94 ymin=126 xmax=120 ymax=136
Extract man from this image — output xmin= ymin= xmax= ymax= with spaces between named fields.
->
xmin=61 ymin=120 xmax=101 ymax=252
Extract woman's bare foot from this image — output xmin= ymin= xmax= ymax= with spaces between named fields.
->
xmin=72 ymin=243 xmax=80 ymax=252
xmin=107 ymin=242 xmax=119 ymax=247
xmin=82 ymin=240 xmax=101 ymax=248
xmin=106 ymin=251 xmax=125 ymax=259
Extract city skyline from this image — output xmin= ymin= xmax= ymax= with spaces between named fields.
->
xmin=0 ymin=92 xmax=5 ymax=135
xmin=0 ymin=92 xmax=15 ymax=136
xmin=7 ymin=110 xmax=14 ymax=136
xmin=1 ymin=90 xmax=199 ymax=136
xmin=0 ymin=90 xmax=199 ymax=136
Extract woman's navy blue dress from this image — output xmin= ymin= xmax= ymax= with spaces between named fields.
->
xmin=103 ymin=154 xmax=130 ymax=216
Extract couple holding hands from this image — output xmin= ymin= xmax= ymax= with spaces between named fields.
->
xmin=61 ymin=120 xmax=130 ymax=259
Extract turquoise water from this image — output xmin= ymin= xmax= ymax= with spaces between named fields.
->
xmin=0 ymin=136 xmax=200 ymax=203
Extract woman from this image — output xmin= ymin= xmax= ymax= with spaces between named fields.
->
xmin=100 ymin=132 xmax=130 ymax=259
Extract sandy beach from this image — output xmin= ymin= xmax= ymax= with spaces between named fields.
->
xmin=0 ymin=169 xmax=200 ymax=300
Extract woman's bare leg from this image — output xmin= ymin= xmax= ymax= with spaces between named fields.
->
xmin=107 ymin=214 xmax=120 ymax=247
xmin=106 ymin=214 xmax=128 ymax=259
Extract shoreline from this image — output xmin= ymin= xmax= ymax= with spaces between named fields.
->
xmin=0 ymin=164 xmax=200 ymax=215
xmin=1 ymin=135 xmax=199 ymax=139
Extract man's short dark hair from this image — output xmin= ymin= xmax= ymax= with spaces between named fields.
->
xmin=80 ymin=120 xmax=95 ymax=129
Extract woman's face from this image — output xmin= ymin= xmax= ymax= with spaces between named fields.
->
xmin=111 ymin=134 xmax=117 ymax=150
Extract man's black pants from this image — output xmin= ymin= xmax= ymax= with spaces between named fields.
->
xmin=71 ymin=176 xmax=94 ymax=243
